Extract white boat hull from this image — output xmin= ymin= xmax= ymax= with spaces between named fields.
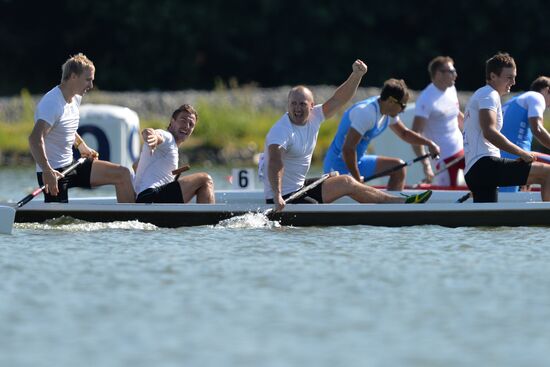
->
xmin=9 ymin=189 xmax=550 ymax=228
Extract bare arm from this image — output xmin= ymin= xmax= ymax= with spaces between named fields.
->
xmin=342 ymin=128 xmax=363 ymax=182
xmin=267 ymin=144 xmax=286 ymax=212
xmin=457 ymin=110 xmax=464 ymax=131
xmin=142 ymin=128 xmax=165 ymax=152
xmin=29 ymin=120 xmax=54 ymax=173
xmin=390 ymin=121 xmax=440 ymax=157
xmin=479 ymin=109 xmax=534 ymax=161
xmin=529 ymin=116 xmax=550 ymax=150
xmin=29 ymin=120 xmax=54 ymax=172
xmin=322 ymin=60 xmax=367 ymax=119
xmin=133 ymin=128 xmax=165 ymax=171
xmin=411 ymin=116 xmax=434 ymax=182
xmin=411 ymin=116 xmax=428 ymax=157
xmin=74 ymin=132 xmax=98 ymax=159
xmin=28 ymin=120 xmax=63 ymax=195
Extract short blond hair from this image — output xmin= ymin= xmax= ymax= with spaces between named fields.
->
xmin=61 ymin=53 xmax=95 ymax=82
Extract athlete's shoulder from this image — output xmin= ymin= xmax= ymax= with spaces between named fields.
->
xmin=421 ymin=83 xmax=438 ymax=95
xmin=416 ymin=84 xmax=438 ymax=104
xmin=269 ymin=114 xmax=293 ymax=135
xmin=38 ymin=86 xmax=63 ymax=105
xmin=35 ymin=86 xmax=65 ymax=122
xmin=475 ymin=85 xmax=499 ymax=101
xmin=361 ymin=99 xmax=379 ymax=117
xmin=311 ymin=104 xmax=325 ymax=121
xmin=521 ymin=91 xmax=545 ymax=106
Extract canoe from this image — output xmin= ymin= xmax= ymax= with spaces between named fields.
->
xmin=10 ymin=189 xmax=550 ymax=228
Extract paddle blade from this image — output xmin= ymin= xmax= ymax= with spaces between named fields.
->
xmin=0 ymin=206 xmax=16 ymax=235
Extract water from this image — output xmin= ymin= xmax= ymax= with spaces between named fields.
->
xmin=1 ymin=166 xmax=550 ymax=367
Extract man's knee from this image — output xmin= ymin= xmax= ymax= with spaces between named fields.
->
xmin=178 ymin=172 xmax=214 ymax=187
xmin=115 ymin=166 xmax=133 ymax=183
xmin=92 ymin=162 xmax=133 ymax=186
xmin=392 ymin=167 xmax=406 ymax=178
xmin=334 ymin=175 xmax=360 ymax=192
xmin=336 ymin=174 xmax=356 ymax=186
xmin=201 ymin=173 xmax=214 ymax=188
xmin=528 ymin=163 xmax=550 ymax=183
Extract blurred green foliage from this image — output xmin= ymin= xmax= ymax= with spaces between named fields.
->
xmin=0 ymin=85 xmax=346 ymax=163
xmin=1 ymin=89 xmax=548 ymax=163
xmin=0 ymin=89 xmax=34 ymax=152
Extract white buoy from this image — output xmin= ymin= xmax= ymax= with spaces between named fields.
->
xmin=0 ymin=206 xmax=16 ymax=235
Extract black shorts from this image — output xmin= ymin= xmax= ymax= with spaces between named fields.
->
xmin=136 ymin=181 xmax=184 ymax=203
xmin=465 ymin=156 xmax=531 ymax=202
xmin=37 ymin=158 xmax=94 ymax=203
xmin=266 ymin=177 xmax=324 ymax=204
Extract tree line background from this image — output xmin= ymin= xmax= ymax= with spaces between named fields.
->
xmin=1 ymin=0 xmax=549 ymax=95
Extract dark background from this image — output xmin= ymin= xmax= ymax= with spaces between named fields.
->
xmin=1 ymin=0 xmax=548 ymax=95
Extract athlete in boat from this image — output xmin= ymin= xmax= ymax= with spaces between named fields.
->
xmin=500 ymin=76 xmax=550 ymax=192
xmin=28 ymin=53 xmax=135 ymax=203
xmin=133 ymin=104 xmax=215 ymax=204
xmin=463 ymin=53 xmax=550 ymax=202
xmin=259 ymin=60 xmax=433 ymax=213
xmin=412 ymin=56 xmax=465 ymax=187
xmin=323 ymin=78 xmax=440 ymax=190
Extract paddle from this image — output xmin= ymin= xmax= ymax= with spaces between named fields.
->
xmin=265 ymin=171 xmax=337 ymax=215
xmin=172 ymin=164 xmax=190 ymax=180
xmin=432 ymin=155 xmax=464 ymax=178
xmin=0 ymin=157 xmax=87 ymax=235
xmin=363 ymin=153 xmax=434 ymax=182
xmin=456 ymin=192 xmax=471 ymax=203
xmin=413 ymin=155 xmax=464 ymax=187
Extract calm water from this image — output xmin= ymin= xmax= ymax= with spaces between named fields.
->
xmin=1 ymin=166 xmax=550 ymax=367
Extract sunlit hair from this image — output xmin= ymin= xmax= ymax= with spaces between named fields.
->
xmin=61 ymin=53 xmax=95 ymax=82
xmin=530 ymin=76 xmax=550 ymax=92
xmin=171 ymin=104 xmax=198 ymax=122
xmin=485 ymin=52 xmax=516 ymax=81
xmin=428 ymin=56 xmax=454 ymax=78
xmin=288 ymin=85 xmax=314 ymax=102
xmin=380 ymin=78 xmax=409 ymax=103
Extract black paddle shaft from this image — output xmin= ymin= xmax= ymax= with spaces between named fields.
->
xmin=363 ymin=153 xmax=434 ymax=182
xmin=16 ymin=158 xmax=87 ymax=208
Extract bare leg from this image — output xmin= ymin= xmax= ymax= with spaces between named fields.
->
xmin=178 ymin=172 xmax=215 ymax=203
xmin=321 ymin=175 xmax=403 ymax=203
xmin=374 ymin=156 xmax=406 ymax=191
xmin=533 ymin=152 xmax=550 ymax=165
xmin=90 ymin=160 xmax=135 ymax=203
xmin=526 ymin=163 xmax=550 ymax=201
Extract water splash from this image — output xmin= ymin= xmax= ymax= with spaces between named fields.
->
xmin=15 ymin=216 xmax=158 ymax=232
xmin=217 ymin=212 xmax=281 ymax=229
